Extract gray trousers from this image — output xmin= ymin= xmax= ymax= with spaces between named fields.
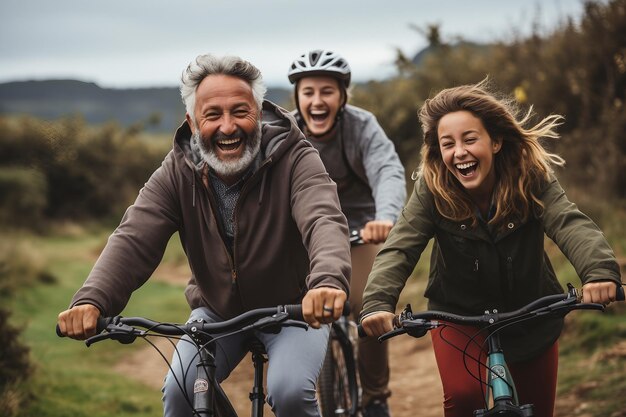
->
xmin=162 ymin=307 xmax=330 ymax=417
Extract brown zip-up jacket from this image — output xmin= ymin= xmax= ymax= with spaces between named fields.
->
xmin=362 ymin=175 xmax=621 ymax=362
xmin=71 ymin=101 xmax=351 ymax=319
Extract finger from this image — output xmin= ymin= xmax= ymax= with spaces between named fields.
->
xmin=57 ymin=312 xmax=68 ymax=337
xmin=69 ymin=311 xmax=84 ymax=339
xmin=608 ymin=285 xmax=617 ymax=302
xmin=83 ymin=313 xmax=97 ymax=338
xmin=302 ymin=296 xmax=316 ymax=327
xmin=361 ymin=318 xmax=376 ymax=337
xmin=313 ymin=293 xmax=327 ymax=328
xmin=582 ymin=286 xmax=594 ymax=304
xmin=332 ymin=293 xmax=346 ymax=321
xmin=360 ymin=227 xmax=371 ymax=243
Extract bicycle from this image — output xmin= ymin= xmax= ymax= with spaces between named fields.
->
xmin=317 ymin=230 xmax=364 ymax=417
xmin=57 ymin=305 xmax=308 ymax=417
xmin=360 ymin=283 xmax=625 ymax=417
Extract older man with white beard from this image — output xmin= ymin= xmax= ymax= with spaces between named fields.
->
xmin=57 ymin=53 xmax=351 ymax=417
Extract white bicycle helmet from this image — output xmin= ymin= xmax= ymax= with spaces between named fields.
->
xmin=288 ymin=49 xmax=351 ymax=87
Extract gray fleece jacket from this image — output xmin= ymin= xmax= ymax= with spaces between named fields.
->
xmin=292 ymin=104 xmax=406 ymax=229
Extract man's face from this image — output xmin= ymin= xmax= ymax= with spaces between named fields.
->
xmin=187 ymin=74 xmax=262 ymax=181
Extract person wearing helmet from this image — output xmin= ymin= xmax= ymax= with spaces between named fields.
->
xmin=288 ymin=49 xmax=406 ymax=417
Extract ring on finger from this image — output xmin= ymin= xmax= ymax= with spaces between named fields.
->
xmin=323 ymin=306 xmax=333 ymax=314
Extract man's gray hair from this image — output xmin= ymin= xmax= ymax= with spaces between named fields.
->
xmin=180 ymin=54 xmax=267 ymax=123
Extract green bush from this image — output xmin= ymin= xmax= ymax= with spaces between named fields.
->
xmin=0 ymin=167 xmax=48 ymax=229
xmin=0 ymin=238 xmax=54 ymax=297
xmin=351 ymin=0 xmax=626 ymax=200
xmin=0 ymin=308 xmax=33 ymax=417
xmin=0 ymin=115 xmax=169 ymax=228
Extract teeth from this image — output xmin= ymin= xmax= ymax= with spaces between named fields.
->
xmin=310 ymin=110 xmax=328 ymax=116
xmin=456 ymin=162 xmax=477 ymax=170
xmin=218 ymin=138 xmax=240 ymax=145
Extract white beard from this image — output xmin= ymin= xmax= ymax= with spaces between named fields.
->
xmin=191 ymin=121 xmax=262 ymax=178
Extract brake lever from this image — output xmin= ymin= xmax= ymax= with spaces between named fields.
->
xmin=85 ymin=322 xmax=143 ymax=347
xmin=281 ymin=319 xmax=309 ymax=330
xmin=85 ymin=333 xmax=114 ymax=347
xmin=378 ymin=327 xmax=406 ymax=342
xmin=244 ymin=313 xmax=309 ymax=334
xmin=85 ymin=332 xmax=139 ymax=347
xmin=403 ymin=319 xmax=439 ymax=338
xmin=571 ymin=302 xmax=605 ymax=312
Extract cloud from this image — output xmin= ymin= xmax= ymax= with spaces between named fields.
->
xmin=0 ymin=0 xmax=584 ymax=88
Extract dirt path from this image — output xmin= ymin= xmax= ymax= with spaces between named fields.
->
xmin=114 ymin=332 xmax=444 ymax=417
xmin=115 ymin=262 xmax=444 ymax=416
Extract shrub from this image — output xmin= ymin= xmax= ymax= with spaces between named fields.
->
xmin=0 ymin=308 xmax=33 ymax=417
xmin=0 ymin=167 xmax=48 ymax=229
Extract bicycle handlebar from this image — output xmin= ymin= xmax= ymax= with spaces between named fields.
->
xmin=357 ymin=283 xmax=624 ymax=340
xmin=57 ymin=302 xmax=352 ymax=343
xmin=56 ymin=304 xmax=306 ymax=342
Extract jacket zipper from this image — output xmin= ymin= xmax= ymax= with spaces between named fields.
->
xmin=230 ymin=158 xmax=273 ymax=286
xmin=187 ymin=160 xmax=238 ymax=285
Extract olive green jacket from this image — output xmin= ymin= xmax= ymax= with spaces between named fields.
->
xmin=361 ymin=175 xmax=621 ymax=362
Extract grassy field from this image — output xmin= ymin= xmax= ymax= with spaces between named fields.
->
xmin=4 ymin=211 xmax=626 ymax=417
xmin=7 ymin=229 xmax=190 ymax=417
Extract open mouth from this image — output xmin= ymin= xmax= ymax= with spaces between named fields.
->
xmin=309 ymin=109 xmax=329 ymax=123
xmin=216 ymin=138 xmax=242 ymax=152
xmin=456 ymin=161 xmax=478 ymax=177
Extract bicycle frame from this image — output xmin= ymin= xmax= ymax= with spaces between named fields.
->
xmin=57 ymin=305 xmax=306 ymax=417
xmin=374 ymin=283 xmax=624 ymax=417
xmin=331 ymin=314 xmax=360 ymax=416
xmin=317 ymin=228 xmax=364 ymax=417
xmin=473 ymin=315 xmax=534 ymax=417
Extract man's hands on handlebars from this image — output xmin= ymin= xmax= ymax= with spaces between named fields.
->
xmin=360 ymin=311 xmax=396 ymax=338
xmin=57 ymin=304 xmax=101 ymax=340
xmin=360 ymin=220 xmax=393 ymax=244
xmin=302 ymin=287 xmax=347 ymax=329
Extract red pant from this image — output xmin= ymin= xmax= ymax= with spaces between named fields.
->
xmin=430 ymin=323 xmax=559 ymax=417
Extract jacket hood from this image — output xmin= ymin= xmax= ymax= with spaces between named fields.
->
xmin=173 ymin=100 xmax=305 ymax=174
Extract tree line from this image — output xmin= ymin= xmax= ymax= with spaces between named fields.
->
xmin=1 ymin=0 xmax=623 ymax=232
xmin=351 ymin=0 xmax=625 ymax=200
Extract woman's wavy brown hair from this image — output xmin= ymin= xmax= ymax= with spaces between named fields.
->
xmin=416 ymin=79 xmax=565 ymax=229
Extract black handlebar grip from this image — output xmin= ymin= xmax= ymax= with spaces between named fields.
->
xmin=341 ymin=302 xmax=351 ymax=317
xmin=283 ymin=304 xmax=304 ymax=321
xmin=617 ymin=285 xmax=625 ymax=301
xmin=55 ymin=316 xmax=110 ymax=338
xmin=357 ymin=323 xmax=367 ymax=338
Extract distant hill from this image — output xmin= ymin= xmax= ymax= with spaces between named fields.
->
xmin=411 ymin=40 xmax=489 ymax=66
xmin=0 ymin=79 xmax=292 ymax=133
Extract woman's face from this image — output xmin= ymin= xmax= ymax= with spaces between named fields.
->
xmin=437 ymin=110 xmax=502 ymax=202
xmin=297 ymin=76 xmax=343 ymax=136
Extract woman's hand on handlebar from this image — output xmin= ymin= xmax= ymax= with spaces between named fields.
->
xmin=360 ymin=311 xmax=396 ymax=337
xmin=57 ymin=304 xmax=101 ymax=340
xmin=302 ymin=287 xmax=347 ymax=329
xmin=360 ymin=220 xmax=393 ymax=244
xmin=582 ymin=280 xmax=620 ymax=305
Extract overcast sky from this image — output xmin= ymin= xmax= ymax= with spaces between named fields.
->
xmin=0 ymin=0 xmax=588 ymax=89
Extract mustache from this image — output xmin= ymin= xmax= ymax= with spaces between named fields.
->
xmin=211 ymin=126 xmax=249 ymax=143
